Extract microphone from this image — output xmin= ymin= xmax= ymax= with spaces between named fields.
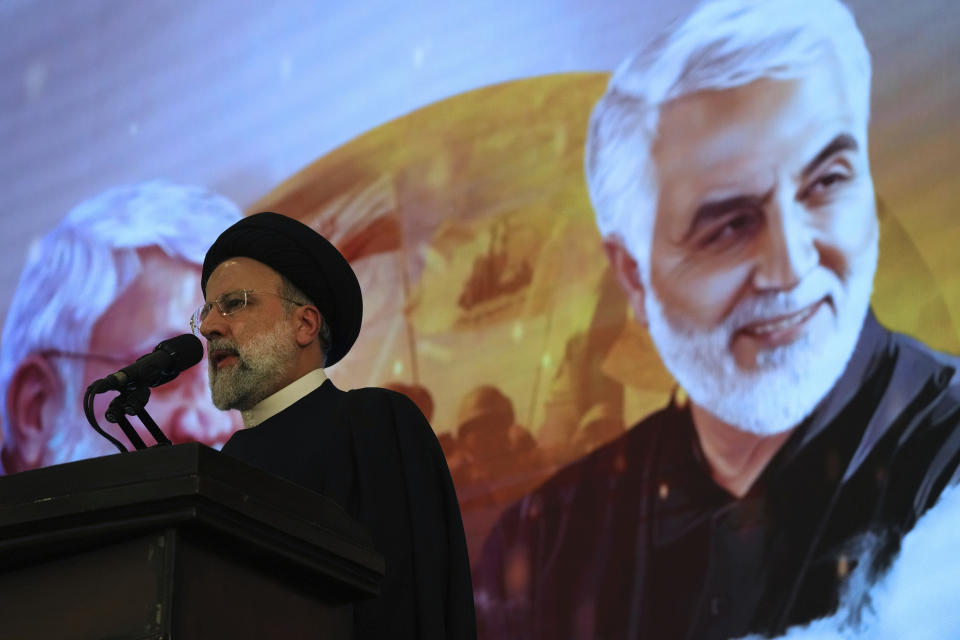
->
xmin=90 ymin=334 xmax=204 ymax=394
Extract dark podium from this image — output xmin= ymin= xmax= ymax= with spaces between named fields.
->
xmin=0 ymin=443 xmax=385 ymax=639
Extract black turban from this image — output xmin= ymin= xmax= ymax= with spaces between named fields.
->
xmin=201 ymin=212 xmax=362 ymax=367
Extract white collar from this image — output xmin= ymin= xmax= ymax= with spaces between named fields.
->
xmin=240 ymin=368 xmax=328 ymax=428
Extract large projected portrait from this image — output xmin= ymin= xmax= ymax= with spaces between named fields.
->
xmin=2 ymin=0 xmax=959 ymax=637
xmin=473 ymin=2 xmax=960 ymax=639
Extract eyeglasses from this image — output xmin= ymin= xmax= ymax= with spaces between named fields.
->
xmin=190 ymin=289 xmax=306 ymax=336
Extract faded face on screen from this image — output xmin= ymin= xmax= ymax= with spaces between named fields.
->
xmin=618 ymin=68 xmax=879 ymax=435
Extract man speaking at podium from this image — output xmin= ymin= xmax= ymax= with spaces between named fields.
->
xmin=196 ymin=212 xmax=476 ymax=639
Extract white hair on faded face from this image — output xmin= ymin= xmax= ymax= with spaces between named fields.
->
xmin=0 ymin=180 xmax=241 ymax=465
xmin=585 ymin=0 xmax=872 ymax=271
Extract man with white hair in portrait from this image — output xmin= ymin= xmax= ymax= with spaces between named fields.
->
xmin=475 ymin=1 xmax=960 ymax=638
xmin=0 ymin=180 xmax=242 ymax=474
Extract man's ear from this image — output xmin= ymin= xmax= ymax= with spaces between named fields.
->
xmin=603 ymin=238 xmax=649 ymax=326
xmin=2 ymin=354 xmax=63 ymax=473
xmin=293 ymin=305 xmax=322 ymax=347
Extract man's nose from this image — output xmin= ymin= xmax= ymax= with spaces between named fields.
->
xmin=199 ymin=308 xmax=227 ymax=339
xmin=753 ymin=187 xmax=818 ymax=291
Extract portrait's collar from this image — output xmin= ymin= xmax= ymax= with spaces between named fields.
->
xmin=241 ymin=368 xmax=327 ymax=428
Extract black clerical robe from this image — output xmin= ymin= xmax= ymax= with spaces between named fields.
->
xmin=474 ymin=313 xmax=960 ymax=640
xmin=221 ymin=379 xmax=477 ymax=640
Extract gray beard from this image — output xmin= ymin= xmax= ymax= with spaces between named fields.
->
xmin=208 ymin=319 xmax=299 ymax=412
xmin=643 ymin=240 xmax=878 ymax=436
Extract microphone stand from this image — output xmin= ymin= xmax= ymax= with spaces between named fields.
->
xmin=137 ymin=409 xmax=172 ymax=447
xmin=106 ymin=409 xmax=148 ymax=450
xmin=109 ymin=386 xmax=173 ymax=447
xmin=85 ymin=384 xmax=173 ymax=452
xmin=83 ymin=384 xmax=127 ymax=453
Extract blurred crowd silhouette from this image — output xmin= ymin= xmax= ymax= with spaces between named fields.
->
xmin=384 ymin=378 xmax=626 ymax=567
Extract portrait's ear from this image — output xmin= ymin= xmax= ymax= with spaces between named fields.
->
xmin=604 ymin=239 xmax=648 ymax=326
xmin=2 ymin=354 xmax=63 ymax=473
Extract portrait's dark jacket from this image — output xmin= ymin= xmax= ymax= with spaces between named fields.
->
xmin=474 ymin=312 xmax=960 ymax=640
xmin=221 ymin=379 xmax=477 ymax=640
